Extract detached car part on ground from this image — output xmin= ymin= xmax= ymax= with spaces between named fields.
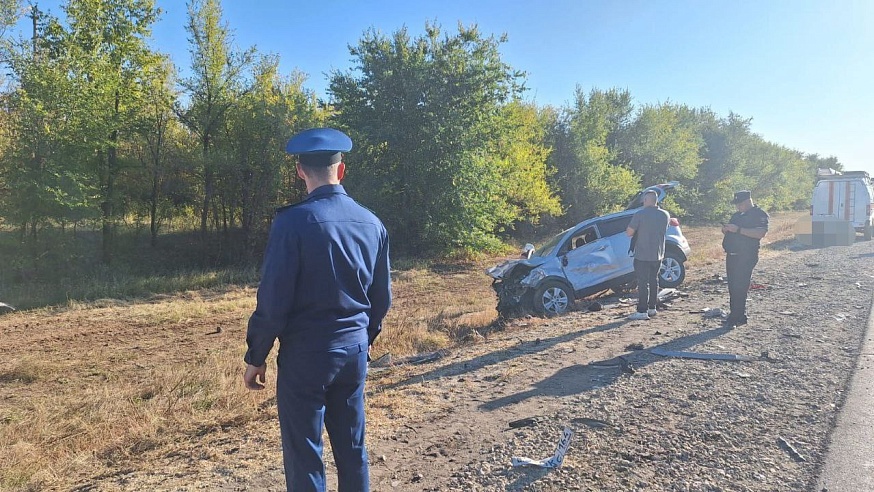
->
xmin=487 ymin=182 xmax=692 ymax=317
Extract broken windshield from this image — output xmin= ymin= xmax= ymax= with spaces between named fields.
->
xmin=532 ymin=230 xmax=568 ymax=258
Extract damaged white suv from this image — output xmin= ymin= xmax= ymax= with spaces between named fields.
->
xmin=487 ymin=182 xmax=692 ymax=317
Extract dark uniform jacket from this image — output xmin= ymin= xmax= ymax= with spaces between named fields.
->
xmin=722 ymin=206 xmax=770 ymax=255
xmin=245 ymin=184 xmax=391 ymax=367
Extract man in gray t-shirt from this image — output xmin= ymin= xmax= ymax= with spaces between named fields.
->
xmin=625 ymin=190 xmax=670 ymax=320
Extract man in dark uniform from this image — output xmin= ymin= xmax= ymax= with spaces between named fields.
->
xmin=721 ymin=190 xmax=768 ymax=327
xmin=243 ymin=128 xmax=391 ymax=492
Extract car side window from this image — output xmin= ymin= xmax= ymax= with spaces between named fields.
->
xmin=597 ymin=216 xmax=633 ymax=238
xmin=562 ymin=226 xmax=598 ymax=254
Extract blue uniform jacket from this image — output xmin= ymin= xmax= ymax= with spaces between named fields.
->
xmin=245 ymin=184 xmax=392 ymax=367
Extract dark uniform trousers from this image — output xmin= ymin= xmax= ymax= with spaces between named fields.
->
xmin=277 ymin=342 xmax=369 ymax=492
xmin=634 ymin=259 xmax=661 ymax=313
xmin=726 ymin=252 xmax=758 ymax=321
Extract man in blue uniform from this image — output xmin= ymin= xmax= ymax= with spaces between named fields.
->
xmin=243 ymin=128 xmax=391 ymax=492
xmin=721 ymin=190 xmax=768 ymax=327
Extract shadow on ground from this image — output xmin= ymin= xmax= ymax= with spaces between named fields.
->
xmin=383 ymin=320 xmax=627 ymax=390
xmin=479 ymin=324 xmax=735 ymax=411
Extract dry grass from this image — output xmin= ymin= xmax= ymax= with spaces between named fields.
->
xmin=373 ymin=265 xmax=500 ymax=358
xmin=0 ymin=351 xmax=276 ymax=489
xmin=0 ymin=212 xmax=805 ymax=490
xmin=0 ymin=292 xmax=274 ymax=491
xmin=0 ymin=263 xmax=498 ymax=490
xmin=680 ymin=211 xmax=805 ymax=279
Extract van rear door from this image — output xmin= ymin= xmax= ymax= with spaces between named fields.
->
xmin=841 ymin=181 xmax=855 ymax=222
xmin=814 ymin=180 xmax=854 ymax=222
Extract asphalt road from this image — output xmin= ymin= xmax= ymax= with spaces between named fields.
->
xmin=817 ymin=293 xmax=874 ymax=492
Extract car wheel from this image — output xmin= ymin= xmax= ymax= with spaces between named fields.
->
xmin=659 ymin=251 xmax=686 ymax=288
xmin=864 ymin=223 xmax=873 ymax=241
xmin=533 ymin=280 xmax=573 ymax=316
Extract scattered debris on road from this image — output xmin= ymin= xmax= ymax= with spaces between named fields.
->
xmin=700 ymin=307 xmax=727 ymax=319
xmin=589 ymin=356 xmax=636 ymax=374
xmin=407 ymin=350 xmax=447 ymax=365
xmin=777 ymin=437 xmax=807 ymax=462
xmin=571 ymin=417 xmax=610 ymax=429
xmin=511 ymin=427 xmax=574 ymax=469
xmin=370 ymin=353 xmax=393 ymax=368
xmin=508 ymin=417 xmax=539 ymax=429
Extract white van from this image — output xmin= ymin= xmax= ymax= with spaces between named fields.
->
xmin=811 ymin=170 xmax=874 ymax=240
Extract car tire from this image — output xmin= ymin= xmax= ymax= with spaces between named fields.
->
xmin=659 ymin=251 xmax=686 ymax=288
xmin=532 ymin=280 xmax=573 ymax=316
xmin=864 ymin=222 xmax=873 ymax=241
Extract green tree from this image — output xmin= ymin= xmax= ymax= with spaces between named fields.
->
xmin=619 ymin=102 xmax=702 ymax=187
xmin=331 ymin=23 xmax=552 ymax=254
xmin=178 ymin=0 xmax=254 ymax=238
xmin=0 ymin=0 xmax=21 ymax=48
xmin=549 ymin=87 xmax=638 ymax=225
xmin=224 ymin=56 xmax=320 ymax=257
xmin=131 ymin=58 xmax=188 ymax=246
xmin=492 ymin=101 xmax=562 ymax=227
xmin=54 ymin=0 xmax=163 ymax=263
xmin=0 ymin=6 xmax=94 ymax=240
xmin=685 ymin=109 xmax=819 ymax=220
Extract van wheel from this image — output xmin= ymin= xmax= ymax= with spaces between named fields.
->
xmin=865 ymin=223 xmax=873 ymax=241
xmin=659 ymin=251 xmax=686 ymax=288
xmin=532 ymin=281 xmax=573 ymax=316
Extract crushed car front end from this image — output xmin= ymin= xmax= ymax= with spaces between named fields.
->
xmin=486 ymin=257 xmax=561 ymax=317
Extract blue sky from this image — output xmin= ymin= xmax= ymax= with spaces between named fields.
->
xmin=19 ymin=0 xmax=874 ymax=175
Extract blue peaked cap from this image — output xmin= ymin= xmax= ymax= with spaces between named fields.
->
xmin=286 ymin=128 xmax=353 ymax=155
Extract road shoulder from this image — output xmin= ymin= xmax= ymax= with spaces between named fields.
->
xmin=817 ymin=292 xmax=874 ymax=491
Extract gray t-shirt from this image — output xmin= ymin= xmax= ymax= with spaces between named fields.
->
xmin=628 ymin=206 xmax=670 ymax=261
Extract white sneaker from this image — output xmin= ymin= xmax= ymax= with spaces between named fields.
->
xmin=647 ymin=309 xmax=658 ymax=317
xmin=627 ymin=312 xmax=650 ymax=320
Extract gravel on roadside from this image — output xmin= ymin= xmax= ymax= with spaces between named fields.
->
xmin=370 ymin=239 xmax=874 ymax=492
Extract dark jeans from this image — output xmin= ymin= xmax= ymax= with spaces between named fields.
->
xmin=634 ymin=259 xmax=661 ymax=313
xmin=276 ymin=342 xmax=370 ymax=492
xmin=726 ymin=252 xmax=758 ymax=321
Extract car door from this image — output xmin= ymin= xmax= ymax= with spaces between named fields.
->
xmin=596 ymin=215 xmax=635 ymax=274
xmin=559 ymin=223 xmax=624 ymax=292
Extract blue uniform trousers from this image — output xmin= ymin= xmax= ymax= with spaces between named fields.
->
xmin=276 ymin=342 xmax=369 ymax=492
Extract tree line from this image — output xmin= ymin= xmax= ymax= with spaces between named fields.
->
xmin=0 ymin=0 xmax=840 ymax=266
